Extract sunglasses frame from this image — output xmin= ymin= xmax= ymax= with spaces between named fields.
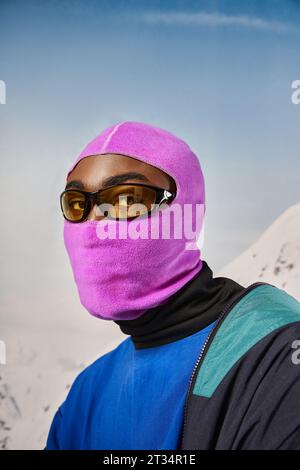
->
xmin=60 ymin=182 xmax=176 ymax=223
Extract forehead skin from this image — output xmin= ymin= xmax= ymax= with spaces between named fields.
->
xmin=66 ymin=153 xmax=176 ymax=192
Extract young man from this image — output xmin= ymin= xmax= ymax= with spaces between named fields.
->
xmin=46 ymin=121 xmax=300 ymax=450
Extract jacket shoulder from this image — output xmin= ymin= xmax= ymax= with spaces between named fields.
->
xmin=193 ymin=284 xmax=300 ymax=398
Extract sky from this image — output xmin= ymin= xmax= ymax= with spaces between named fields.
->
xmin=0 ymin=0 xmax=300 ymax=324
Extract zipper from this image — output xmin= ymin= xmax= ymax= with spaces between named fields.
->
xmin=179 ymin=280 xmax=272 ymax=448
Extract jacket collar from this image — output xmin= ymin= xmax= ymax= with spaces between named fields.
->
xmin=114 ymin=260 xmax=245 ymax=349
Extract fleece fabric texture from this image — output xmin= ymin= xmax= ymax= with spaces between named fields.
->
xmin=63 ymin=121 xmax=206 ymax=320
xmin=46 ymin=321 xmax=215 ymax=450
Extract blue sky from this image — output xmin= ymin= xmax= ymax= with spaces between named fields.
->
xmin=0 ymin=0 xmax=300 ymax=303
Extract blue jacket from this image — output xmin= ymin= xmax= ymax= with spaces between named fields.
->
xmin=46 ymin=322 xmax=215 ymax=450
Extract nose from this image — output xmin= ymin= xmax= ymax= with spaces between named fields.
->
xmin=87 ymin=203 xmax=105 ymax=221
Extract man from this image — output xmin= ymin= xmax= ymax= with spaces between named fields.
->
xmin=46 ymin=121 xmax=300 ymax=450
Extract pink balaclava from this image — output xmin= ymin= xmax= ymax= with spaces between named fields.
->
xmin=63 ymin=121 xmax=206 ymax=321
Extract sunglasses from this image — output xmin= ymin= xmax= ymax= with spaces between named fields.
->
xmin=60 ymin=182 xmax=176 ymax=223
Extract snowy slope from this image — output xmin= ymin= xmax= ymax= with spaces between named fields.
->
xmin=217 ymin=202 xmax=300 ymax=301
xmin=0 ymin=264 xmax=125 ymax=450
xmin=0 ymin=322 xmax=124 ymax=450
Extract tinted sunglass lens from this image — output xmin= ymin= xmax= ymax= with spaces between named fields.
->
xmin=61 ymin=191 xmax=86 ymax=222
xmin=99 ymin=185 xmax=157 ymax=219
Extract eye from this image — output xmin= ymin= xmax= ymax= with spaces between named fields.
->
xmin=70 ymin=199 xmax=85 ymax=211
xmin=108 ymin=190 xmax=142 ymax=207
xmin=98 ymin=185 xmax=157 ymax=220
xmin=114 ymin=193 xmax=141 ymax=206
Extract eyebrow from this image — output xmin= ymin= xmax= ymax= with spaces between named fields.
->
xmin=65 ymin=172 xmax=150 ymax=190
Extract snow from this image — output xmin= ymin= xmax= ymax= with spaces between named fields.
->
xmin=217 ymin=201 xmax=300 ymax=301
xmin=0 ymin=321 xmax=124 ymax=449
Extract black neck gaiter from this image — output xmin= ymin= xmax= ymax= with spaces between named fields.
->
xmin=114 ymin=260 xmax=245 ymax=349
